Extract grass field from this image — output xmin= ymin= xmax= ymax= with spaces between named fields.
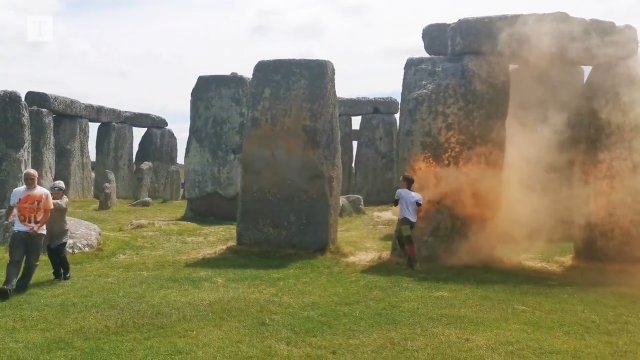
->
xmin=0 ymin=199 xmax=639 ymax=359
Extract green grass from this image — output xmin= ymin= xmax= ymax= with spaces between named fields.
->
xmin=0 ymin=199 xmax=639 ymax=359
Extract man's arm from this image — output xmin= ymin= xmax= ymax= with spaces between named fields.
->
xmin=4 ymin=206 xmax=14 ymax=224
xmin=52 ymin=198 xmax=68 ymax=209
xmin=394 ymin=199 xmax=399 ymax=207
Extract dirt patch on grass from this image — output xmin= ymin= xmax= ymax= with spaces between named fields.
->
xmin=344 ymin=250 xmax=389 ymax=266
xmin=373 ymin=210 xmax=396 ymax=222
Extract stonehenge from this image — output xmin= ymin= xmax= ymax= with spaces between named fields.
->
xmin=569 ymin=57 xmax=640 ymax=263
xmin=338 ymin=97 xmax=399 ymax=116
xmin=97 ymin=170 xmax=117 ymax=210
xmin=354 ymin=114 xmax=398 ymax=205
xmin=1 ymin=10 xmax=637 ymax=265
xmin=163 ymin=165 xmax=182 ymax=201
xmin=134 ymin=128 xmax=178 ymax=199
xmin=28 ymin=108 xmax=55 ymax=188
xmin=423 ymin=12 xmax=638 ymax=65
xmin=95 ymin=122 xmax=134 ymax=199
xmin=237 ymin=59 xmax=341 ymax=252
xmin=184 ymin=74 xmax=250 ymax=220
xmin=338 ymin=97 xmax=399 ymax=203
xmin=404 ymin=12 xmax=638 ymax=263
xmin=25 ymin=91 xmax=168 ymax=128
xmin=0 ymin=91 xmax=30 ymax=208
xmin=397 ymin=55 xmax=510 ymax=261
xmin=0 ymin=90 xmax=177 ymax=202
xmin=133 ymin=162 xmax=153 ymax=201
xmin=53 ymin=116 xmax=93 ymax=199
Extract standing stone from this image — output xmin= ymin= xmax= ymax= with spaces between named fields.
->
xmin=0 ymin=91 xmax=30 ymax=208
xmin=53 ymin=116 xmax=92 ymax=199
xmin=500 ymin=64 xmax=584 ymax=244
xmin=163 ymin=165 xmax=182 ymax=201
xmin=396 ymin=55 xmax=509 ymax=261
xmin=184 ymin=74 xmax=250 ymax=220
xmin=29 ymin=108 xmax=55 ymax=188
xmin=97 ymin=170 xmax=117 ymax=210
xmin=132 ymin=162 xmax=153 ymax=201
xmin=354 ymin=114 xmax=397 ymax=205
xmin=237 ymin=59 xmax=341 ymax=252
xmin=94 ymin=122 xmax=134 ymax=199
xmin=134 ymin=128 xmax=177 ymax=199
xmin=569 ymin=56 xmax=640 ymax=262
xmin=339 ymin=115 xmax=353 ymax=195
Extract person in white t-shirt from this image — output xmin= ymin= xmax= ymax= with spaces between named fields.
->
xmin=393 ymin=174 xmax=423 ymax=270
xmin=0 ymin=169 xmax=53 ymax=300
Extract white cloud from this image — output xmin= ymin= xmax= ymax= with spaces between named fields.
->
xmin=1 ymin=0 xmax=638 ymax=162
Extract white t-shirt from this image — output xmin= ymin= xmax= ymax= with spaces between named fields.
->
xmin=395 ymin=188 xmax=423 ymax=222
xmin=10 ymin=185 xmax=54 ymax=234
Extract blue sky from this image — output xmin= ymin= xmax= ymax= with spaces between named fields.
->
xmin=1 ymin=0 xmax=639 ymax=162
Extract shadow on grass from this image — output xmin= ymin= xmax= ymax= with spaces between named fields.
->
xmin=362 ymin=259 xmax=640 ymax=289
xmin=185 ymin=245 xmax=319 ymax=270
xmin=362 ymin=260 xmax=564 ymax=287
xmin=379 ymin=233 xmax=394 ymax=242
xmin=178 ymin=215 xmax=235 ymax=227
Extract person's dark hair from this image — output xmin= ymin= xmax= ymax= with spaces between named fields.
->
xmin=401 ymin=174 xmax=415 ymax=190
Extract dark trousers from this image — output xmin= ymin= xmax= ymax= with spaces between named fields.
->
xmin=47 ymin=242 xmax=70 ymax=278
xmin=3 ymin=231 xmax=44 ymax=291
xmin=394 ymin=217 xmax=416 ymax=252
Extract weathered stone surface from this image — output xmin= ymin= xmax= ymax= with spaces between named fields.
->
xmin=97 ymin=170 xmax=117 ymax=210
xmin=422 ymin=23 xmax=450 ymax=56
xmin=569 ymin=56 xmax=640 ymax=262
xmin=339 ymin=115 xmax=353 ymax=195
xmin=94 ymin=122 xmax=134 ymax=199
xmin=25 ymin=91 xmax=85 ymax=117
xmin=343 ymin=195 xmax=365 ymax=214
xmin=339 ymin=196 xmax=354 ymax=217
xmin=0 ymin=210 xmax=11 ymax=244
xmin=396 ymin=55 xmax=510 ymax=261
xmin=53 ymin=116 xmax=93 ymax=199
xmin=351 ymin=129 xmax=360 ymax=142
xmin=184 ymin=74 xmax=250 ymax=220
xmin=354 ymin=114 xmax=397 ymax=205
xmin=66 ymin=217 xmax=101 ymax=253
xmin=28 ymin=108 xmax=55 ymax=188
xmin=132 ymin=161 xmax=153 ymax=201
xmin=129 ymin=197 xmax=152 ymax=207
xmin=83 ymin=104 xmax=124 ymax=123
xmin=238 ymin=59 xmax=341 ymax=252
xmin=122 ymin=111 xmax=168 ymax=128
xmin=0 ymin=91 xmax=30 ymax=207
xmin=448 ymin=12 xmax=638 ymax=65
xmin=163 ymin=165 xmax=181 ymax=201
xmin=338 ymin=97 xmax=399 ymax=116
xmin=134 ymin=128 xmax=177 ymax=198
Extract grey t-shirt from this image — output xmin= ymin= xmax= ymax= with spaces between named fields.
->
xmin=46 ymin=196 xmax=69 ymax=246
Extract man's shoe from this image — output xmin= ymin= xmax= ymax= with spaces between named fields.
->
xmin=62 ymin=274 xmax=71 ymax=281
xmin=0 ymin=287 xmax=12 ymax=301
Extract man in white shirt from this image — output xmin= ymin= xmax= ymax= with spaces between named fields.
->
xmin=394 ymin=174 xmax=423 ymax=270
xmin=0 ymin=169 xmax=53 ymax=300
